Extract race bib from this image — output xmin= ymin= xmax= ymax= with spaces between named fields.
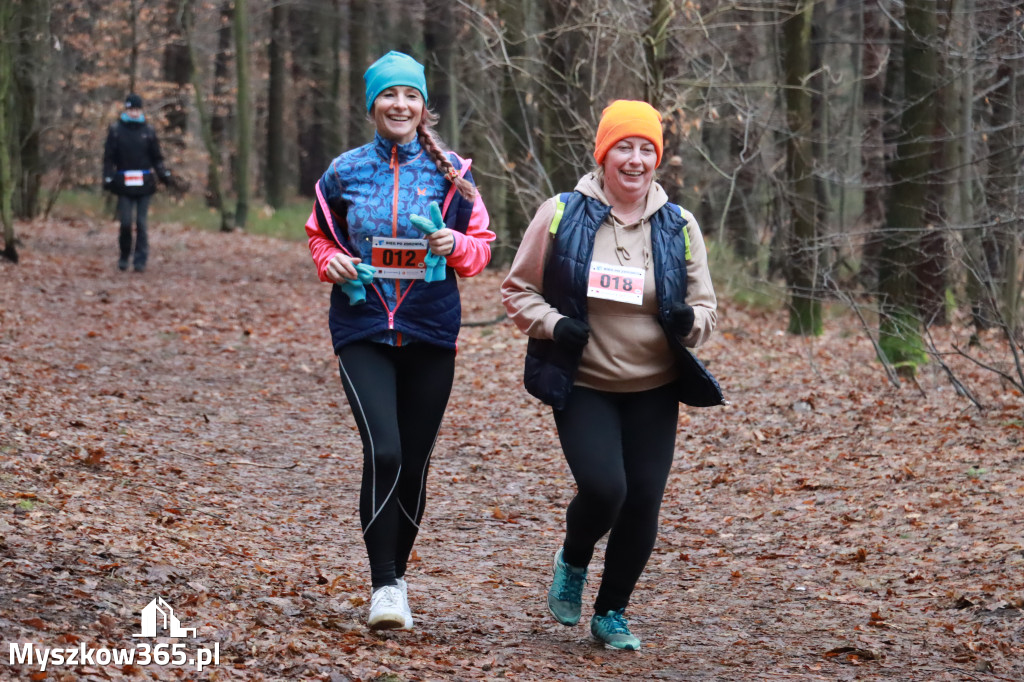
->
xmin=587 ymin=261 xmax=645 ymax=305
xmin=371 ymin=236 xmax=429 ymax=279
xmin=124 ymin=170 xmax=145 ymax=187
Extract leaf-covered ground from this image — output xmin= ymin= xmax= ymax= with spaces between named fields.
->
xmin=1 ymin=215 xmax=1022 ymax=681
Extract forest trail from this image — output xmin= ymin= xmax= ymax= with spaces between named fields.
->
xmin=1 ymin=215 xmax=1022 ymax=681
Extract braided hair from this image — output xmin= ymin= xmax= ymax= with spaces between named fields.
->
xmin=416 ymin=110 xmax=477 ymax=201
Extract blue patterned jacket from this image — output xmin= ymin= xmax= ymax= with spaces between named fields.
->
xmin=307 ymin=132 xmax=494 ymax=352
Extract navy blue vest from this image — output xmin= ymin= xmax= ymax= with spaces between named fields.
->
xmin=524 ymin=191 xmax=724 ymax=409
xmin=316 ymin=162 xmax=475 ymax=351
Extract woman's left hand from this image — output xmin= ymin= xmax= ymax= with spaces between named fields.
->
xmin=426 ymin=228 xmax=455 ymax=256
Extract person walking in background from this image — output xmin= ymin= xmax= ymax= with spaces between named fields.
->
xmin=102 ymin=93 xmax=172 ymax=273
xmin=501 ymin=100 xmax=724 ymax=650
xmin=305 ymin=51 xmax=494 ymax=630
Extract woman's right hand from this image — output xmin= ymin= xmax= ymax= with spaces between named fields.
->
xmin=325 ymin=253 xmax=362 ymax=284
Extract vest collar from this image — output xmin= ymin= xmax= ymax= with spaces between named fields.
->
xmin=373 ymin=131 xmax=422 ymax=163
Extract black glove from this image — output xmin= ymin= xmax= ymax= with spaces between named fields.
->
xmin=160 ymin=170 xmax=172 ymax=185
xmin=103 ymin=176 xmax=114 ymax=191
xmin=668 ymin=303 xmax=695 ymax=337
xmin=553 ymin=317 xmax=590 ymax=351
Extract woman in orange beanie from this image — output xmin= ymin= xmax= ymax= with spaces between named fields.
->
xmin=502 ymin=100 xmax=723 ymax=650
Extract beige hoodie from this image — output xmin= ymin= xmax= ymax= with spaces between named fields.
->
xmin=501 ymin=171 xmax=718 ymax=394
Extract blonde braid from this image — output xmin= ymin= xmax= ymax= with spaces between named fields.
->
xmin=417 ymin=117 xmax=477 ymax=201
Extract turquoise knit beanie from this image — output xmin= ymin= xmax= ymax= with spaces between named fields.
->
xmin=363 ymin=51 xmax=428 ymax=112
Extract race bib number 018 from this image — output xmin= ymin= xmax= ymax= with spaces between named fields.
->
xmin=371 ymin=236 xmax=429 ymax=279
xmin=587 ymin=261 xmax=645 ymax=305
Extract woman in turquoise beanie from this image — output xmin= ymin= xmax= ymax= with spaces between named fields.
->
xmin=305 ymin=51 xmax=495 ymax=631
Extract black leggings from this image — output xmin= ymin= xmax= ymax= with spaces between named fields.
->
xmin=553 ymin=383 xmax=679 ymax=614
xmin=337 ymin=341 xmax=455 ymax=590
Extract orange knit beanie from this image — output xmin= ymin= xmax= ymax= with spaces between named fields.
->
xmin=593 ymin=100 xmax=664 ymax=167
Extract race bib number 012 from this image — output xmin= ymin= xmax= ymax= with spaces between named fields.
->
xmin=371 ymin=236 xmax=429 ymax=279
xmin=587 ymin=261 xmax=645 ymax=305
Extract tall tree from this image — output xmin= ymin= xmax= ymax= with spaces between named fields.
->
xmin=917 ymin=4 xmax=957 ymax=327
xmin=295 ymin=0 xmax=342 ymax=198
xmin=0 ymin=1 xmax=17 ymax=262
xmin=859 ymin=0 xmax=890 ymax=290
xmin=424 ymin=0 xmax=458 ymax=147
xmin=128 ymin=0 xmax=139 ymax=93
xmin=878 ymin=0 xmax=939 ymax=376
xmin=12 ymin=0 xmax=48 ymax=220
xmin=182 ymin=0 xmax=230 ymax=230
xmin=780 ymin=1 xmax=822 ymax=336
xmin=210 ymin=0 xmax=233 ymax=209
xmin=539 ymin=0 xmax=591 ymax=194
xmin=233 ymin=0 xmax=251 ymax=229
xmin=643 ymin=0 xmax=673 ymax=108
xmin=984 ymin=3 xmax=1023 ymax=338
xmin=163 ymin=0 xmax=191 ymax=139
xmin=265 ymin=1 xmax=287 ymax=208
xmin=950 ymin=0 xmax=990 ymax=333
xmin=347 ymin=0 xmax=369 ymax=150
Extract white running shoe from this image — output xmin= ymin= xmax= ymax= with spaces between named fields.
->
xmin=368 ymin=585 xmax=411 ymax=630
xmin=395 ymin=577 xmax=413 ymax=629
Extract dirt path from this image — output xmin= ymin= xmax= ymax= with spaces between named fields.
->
xmin=1 ymin=215 xmax=1022 ymax=681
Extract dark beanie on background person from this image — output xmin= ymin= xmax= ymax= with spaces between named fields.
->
xmin=125 ymin=94 xmax=143 ymax=110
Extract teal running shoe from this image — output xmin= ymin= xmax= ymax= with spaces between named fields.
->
xmin=547 ymin=548 xmax=587 ymax=625
xmin=590 ymin=608 xmax=641 ymax=650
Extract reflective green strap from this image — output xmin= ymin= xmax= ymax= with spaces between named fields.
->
xmin=549 ymin=198 xmax=567 ymax=236
xmin=678 ymin=205 xmax=692 ymax=260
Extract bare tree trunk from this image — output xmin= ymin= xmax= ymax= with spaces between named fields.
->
xmin=182 ymin=0 xmax=230 ymax=230
xmin=540 ymin=0 xmax=590 ymax=193
xmin=265 ymin=1 xmax=287 ymax=209
xmin=879 ymin=0 xmax=938 ymax=376
xmin=210 ymin=0 xmax=233 ymax=208
xmin=986 ymin=4 xmax=1023 ymax=339
xmin=781 ymin=1 xmax=822 ymax=336
xmin=128 ymin=0 xmax=139 ymax=94
xmin=347 ymin=0 xmax=370 ymax=149
xmin=0 ymin=1 xmax=17 ymax=262
xmin=859 ymin=0 xmax=889 ymax=291
xmin=944 ymin=0 xmax=986 ymax=332
xmin=233 ymin=0 xmax=251 ymax=229
xmin=315 ymin=0 xmax=342 ymax=161
xmin=643 ymin=0 xmax=673 ymax=108
xmin=424 ymin=0 xmax=458 ymax=147
xmin=13 ymin=0 xmax=47 ymax=220
xmin=917 ymin=4 xmax=953 ymax=328
xmin=294 ymin=0 xmax=341 ymax=197
xmin=163 ymin=0 xmax=191 ymax=140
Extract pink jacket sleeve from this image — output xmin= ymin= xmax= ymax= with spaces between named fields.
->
xmin=442 ymin=156 xmax=495 ymax=278
xmin=305 ymin=209 xmax=348 ymax=283
xmin=446 ymin=196 xmax=495 ymax=277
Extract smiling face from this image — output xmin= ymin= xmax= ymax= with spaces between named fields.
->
xmin=372 ymin=86 xmax=425 ymax=144
xmin=601 ymin=136 xmax=658 ymax=206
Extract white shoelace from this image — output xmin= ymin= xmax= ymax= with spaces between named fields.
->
xmin=371 ymin=585 xmax=403 ymax=611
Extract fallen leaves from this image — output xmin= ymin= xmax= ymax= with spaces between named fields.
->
xmin=824 ymin=645 xmax=883 ymax=664
xmin=1 ymin=216 xmax=1022 ymax=680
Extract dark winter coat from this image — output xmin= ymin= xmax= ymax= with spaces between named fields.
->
xmin=102 ymin=118 xmax=169 ymax=197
